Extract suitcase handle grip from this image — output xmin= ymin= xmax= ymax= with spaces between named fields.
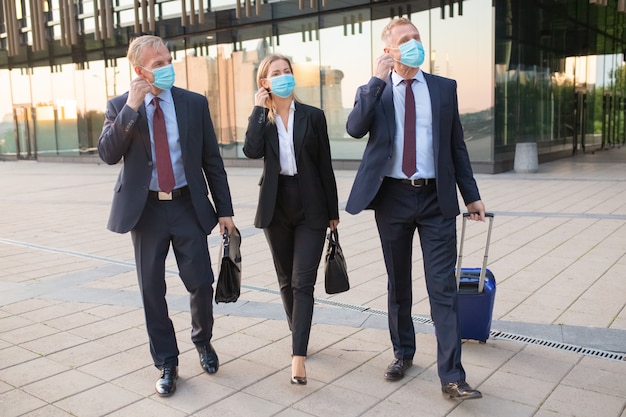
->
xmin=456 ymin=212 xmax=494 ymax=293
xmin=463 ymin=212 xmax=495 ymax=219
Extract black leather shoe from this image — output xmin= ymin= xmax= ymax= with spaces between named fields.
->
xmin=155 ymin=366 xmax=177 ymax=397
xmin=442 ymin=380 xmax=482 ymax=400
xmin=197 ymin=343 xmax=219 ymax=374
xmin=384 ymin=359 xmax=413 ymax=381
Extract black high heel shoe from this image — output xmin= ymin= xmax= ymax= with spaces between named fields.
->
xmin=291 ymin=375 xmax=307 ymax=385
xmin=291 ymin=361 xmax=307 ymax=385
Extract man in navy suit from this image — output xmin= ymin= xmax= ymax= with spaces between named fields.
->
xmin=346 ymin=18 xmax=485 ymax=400
xmin=98 ymin=35 xmax=235 ymax=396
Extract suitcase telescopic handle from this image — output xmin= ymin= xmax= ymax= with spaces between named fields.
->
xmin=456 ymin=212 xmax=494 ymax=293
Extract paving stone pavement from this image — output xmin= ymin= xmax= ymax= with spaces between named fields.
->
xmin=1 ymin=147 xmax=625 ymax=417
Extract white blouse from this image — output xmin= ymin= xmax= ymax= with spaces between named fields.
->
xmin=275 ymin=100 xmax=297 ymax=176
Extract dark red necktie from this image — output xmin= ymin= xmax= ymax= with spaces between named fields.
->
xmin=402 ymin=79 xmax=416 ymax=178
xmin=152 ymin=97 xmax=175 ymax=194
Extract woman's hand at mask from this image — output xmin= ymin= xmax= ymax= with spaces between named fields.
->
xmin=255 ymin=87 xmax=271 ymax=107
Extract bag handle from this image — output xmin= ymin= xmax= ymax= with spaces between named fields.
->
xmin=456 ymin=212 xmax=494 ymax=293
xmin=326 ymin=229 xmax=339 ymax=258
xmin=328 ymin=229 xmax=339 ymax=245
xmin=222 ymin=228 xmax=230 ymax=259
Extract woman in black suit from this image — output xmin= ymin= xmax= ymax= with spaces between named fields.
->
xmin=244 ymin=54 xmax=339 ymax=385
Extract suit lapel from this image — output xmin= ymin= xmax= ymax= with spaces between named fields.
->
xmin=293 ymin=102 xmax=307 ymax=160
xmin=170 ymin=88 xmax=187 ymax=162
xmin=267 ymin=123 xmax=279 ymax=157
xmin=423 ymin=72 xmax=440 ymax=163
xmin=382 ymin=78 xmax=396 ymax=144
xmin=137 ymin=103 xmax=151 ymax=158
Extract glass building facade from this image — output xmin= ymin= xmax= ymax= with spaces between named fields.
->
xmin=1 ymin=0 xmax=625 ymax=173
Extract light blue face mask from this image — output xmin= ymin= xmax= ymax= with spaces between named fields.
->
xmin=144 ymin=64 xmax=176 ymax=90
xmin=269 ymin=74 xmax=296 ymax=98
xmin=398 ymin=39 xmax=425 ymax=68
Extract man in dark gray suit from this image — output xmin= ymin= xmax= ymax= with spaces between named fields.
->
xmin=98 ymin=35 xmax=235 ymax=397
xmin=345 ymin=18 xmax=485 ymax=400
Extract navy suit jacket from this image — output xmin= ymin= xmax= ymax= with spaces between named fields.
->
xmin=345 ymin=73 xmax=480 ymax=218
xmin=98 ymin=86 xmax=234 ymax=234
xmin=243 ymin=103 xmax=339 ymax=229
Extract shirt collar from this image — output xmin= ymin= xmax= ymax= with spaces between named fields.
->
xmin=144 ymin=88 xmax=173 ymax=107
xmin=391 ymin=69 xmax=425 ymax=87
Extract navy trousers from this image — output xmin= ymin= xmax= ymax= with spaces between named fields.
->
xmin=131 ymin=194 xmax=214 ymax=369
xmin=372 ymin=177 xmax=465 ymax=385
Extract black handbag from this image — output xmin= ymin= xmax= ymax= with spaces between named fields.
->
xmin=324 ymin=229 xmax=350 ymax=294
xmin=215 ymin=227 xmax=242 ymax=303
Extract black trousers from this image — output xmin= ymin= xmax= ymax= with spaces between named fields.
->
xmin=264 ymin=175 xmax=326 ymax=357
xmin=372 ymin=178 xmax=465 ymax=385
xmin=131 ymin=194 xmax=214 ymax=369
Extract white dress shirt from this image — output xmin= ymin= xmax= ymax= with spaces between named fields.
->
xmin=388 ymin=69 xmax=435 ymax=179
xmin=145 ymin=89 xmax=187 ymax=191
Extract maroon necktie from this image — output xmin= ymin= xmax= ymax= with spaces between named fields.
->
xmin=152 ymin=97 xmax=175 ymax=194
xmin=402 ymin=79 xmax=416 ymax=178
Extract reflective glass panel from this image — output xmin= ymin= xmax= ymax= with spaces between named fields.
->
xmin=76 ymin=60 xmax=108 ymax=153
xmin=31 ymin=66 xmax=57 ymax=156
xmin=319 ymin=10 xmax=371 ymax=159
xmin=52 ymin=64 xmax=80 ymax=155
xmin=8 ymin=69 xmax=34 ymax=159
xmin=0 ymin=70 xmax=16 ymax=156
xmin=273 ymin=17 xmax=321 ymax=109
xmin=430 ymin=0 xmax=494 ymax=162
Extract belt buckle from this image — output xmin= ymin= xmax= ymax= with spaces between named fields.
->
xmin=158 ymin=191 xmax=173 ymax=200
xmin=409 ymin=179 xmax=423 ymax=187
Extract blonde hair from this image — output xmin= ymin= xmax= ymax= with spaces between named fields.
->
xmin=127 ymin=35 xmax=167 ymax=67
xmin=256 ymin=54 xmax=297 ymax=124
xmin=381 ymin=17 xmax=417 ymax=46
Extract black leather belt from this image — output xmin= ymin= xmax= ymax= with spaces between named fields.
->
xmin=391 ymin=178 xmax=435 ymax=187
xmin=278 ymin=174 xmax=298 ymax=185
xmin=148 ymin=186 xmax=190 ymax=200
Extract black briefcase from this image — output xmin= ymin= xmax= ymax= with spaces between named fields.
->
xmin=215 ymin=227 xmax=242 ymax=303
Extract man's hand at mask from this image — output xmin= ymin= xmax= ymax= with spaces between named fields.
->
xmin=127 ymin=76 xmax=152 ymax=111
xmin=374 ymin=53 xmax=394 ymax=81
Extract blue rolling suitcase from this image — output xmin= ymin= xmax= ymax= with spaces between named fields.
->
xmin=455 ymin=212 xmax=495 ymax=343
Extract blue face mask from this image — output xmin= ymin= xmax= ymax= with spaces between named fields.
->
xmin=398 ymin=39 xmax=425 ymax=68
xmin=145 ymin=64 xmax=176 ymax=90
xmin=269 ymin=74 xmax=296 ymax=98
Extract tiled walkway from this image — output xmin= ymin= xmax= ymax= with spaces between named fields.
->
xmin=1 ymin=147 xmax=625 ymax=416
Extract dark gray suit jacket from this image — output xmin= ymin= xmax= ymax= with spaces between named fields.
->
xmin=345 ymin=73 xmax=480 ymax=218
xmin=243 ymin=103 xmax=339 ymax=229
xmin=98 ymin=86 xmax=234 ymax=234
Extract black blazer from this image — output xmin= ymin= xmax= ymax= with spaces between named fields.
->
xmin=98 ymin=86 xmax=234 ymax=234
xmin=345 ymin=73 xmax=480 ymax=218
xmin=243 ymin=103 xmax=339 ymax=229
